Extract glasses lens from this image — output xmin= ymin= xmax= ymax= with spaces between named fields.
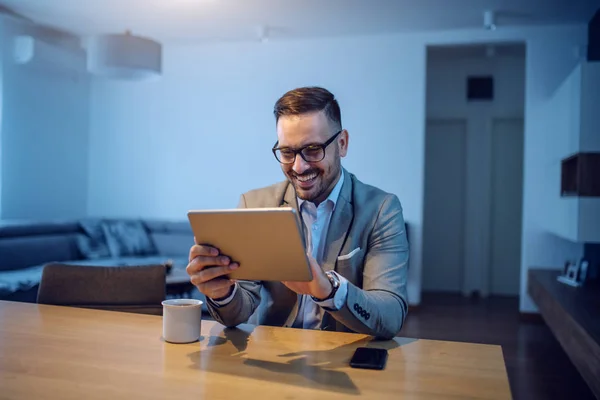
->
xmin=275 ymin=149 xmax=296 ymax=164
xmin=301 ymin=146 xmax=325 ymax=162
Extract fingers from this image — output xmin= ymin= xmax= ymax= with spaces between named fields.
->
xmin=187 ymin=255 xmax=239 ymax=298
xmin=191 ymin=263 xmax=239 ymax=285
xmin=188 ymin=244 xmax=219 ymax=262
xmin=185 ymin=240 xmax=243 ymax=300
xmin=186 ymin=243 xmax=228 ymax=276
xmin=305 ymin=253 xmax=324 ymax=277
xmin=187 ymin=254 xmax=231 ymax=275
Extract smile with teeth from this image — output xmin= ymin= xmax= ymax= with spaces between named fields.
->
xmin=296 ymin=172 xmax=318 ymax=183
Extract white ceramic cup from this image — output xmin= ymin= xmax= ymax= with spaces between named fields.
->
xmin=161 ymin=299 xmax=203 ymax=344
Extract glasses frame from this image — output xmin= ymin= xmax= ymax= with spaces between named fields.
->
xmin=272 ymin=130 xmax=343 ymax=164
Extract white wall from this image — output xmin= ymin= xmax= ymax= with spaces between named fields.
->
xmin=580 ymin=63 xmax=600 ymax=152
xmin=542 ymin=62 xmax=600 ymax=244
xmin=89 ymin=35 xmax=427 ymax=304
xmin=425 ymin=51 xmax=526 ymax=296
xmin=89 ymin=24 xmax=588 ymax=310
xmin=0 ymin=16 xmax=90 ymax=220
xmin=518 ymin=28 xmax=586 ymax=312
xmin=542 ymin=64 xmax=583 ymax=240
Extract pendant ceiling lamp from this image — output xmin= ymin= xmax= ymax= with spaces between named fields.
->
xmin=87 ymin=31 xmax=162 ymax=80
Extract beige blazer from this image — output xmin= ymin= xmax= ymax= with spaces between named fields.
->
xmin=206 ymin=169 xmax=409 ymax=339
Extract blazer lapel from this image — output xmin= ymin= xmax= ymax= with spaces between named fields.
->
xmin=280 ymin=182 xmax=307 ymax=249
xmin=322 ymin=171 xmax=354 ymax=272
xmin=281 ymin=182 xmax=299 ymax=211
xmin=278 ymin=181 xmax=303 ymax=328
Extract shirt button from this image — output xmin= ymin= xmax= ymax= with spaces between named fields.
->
xmin=313 ymin=225 xmax=318 ymax=230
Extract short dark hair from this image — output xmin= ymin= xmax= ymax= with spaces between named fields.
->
xmin=273 ymin=87 xmax=342 ymax=129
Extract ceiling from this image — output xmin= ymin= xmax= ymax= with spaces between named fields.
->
xmin=0 ymin=0 xmax=598 ymax=43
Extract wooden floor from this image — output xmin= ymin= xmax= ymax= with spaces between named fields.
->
xmin=401 ymin=292 xmax=595 ymax=400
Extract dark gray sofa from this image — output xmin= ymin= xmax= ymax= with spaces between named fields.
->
xmin=0 ymin=218 xmax=201 ymax=306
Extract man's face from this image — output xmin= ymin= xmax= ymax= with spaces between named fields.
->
xmin=276 ymin=111 xmax=348 ymax=205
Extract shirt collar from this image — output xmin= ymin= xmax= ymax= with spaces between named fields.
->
xmin=297 ymin=169 xmax=345 ymax=211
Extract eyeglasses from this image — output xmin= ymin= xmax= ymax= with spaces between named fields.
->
xmin=272 ymin=130 xmax=342 ymax=164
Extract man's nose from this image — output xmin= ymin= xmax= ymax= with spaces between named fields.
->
xmin=292 ymin=154 xmax=310 ymax=175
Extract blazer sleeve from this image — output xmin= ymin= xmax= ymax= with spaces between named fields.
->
xmin=326 ymin=194 xmax=409 ymax=339
xmin=205 ymin=194 xmax=263 ymax=327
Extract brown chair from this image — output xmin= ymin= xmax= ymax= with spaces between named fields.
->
xmin=37 ymin=263 xmax=166 ymax=315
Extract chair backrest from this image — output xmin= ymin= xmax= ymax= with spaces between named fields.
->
xmin=37 ymin=263 xmax=166 ymax=315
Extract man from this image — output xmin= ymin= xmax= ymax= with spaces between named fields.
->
xmin=186 ymin=87 xmax=409 ymax=339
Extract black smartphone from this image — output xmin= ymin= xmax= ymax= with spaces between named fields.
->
xmin=349 ymin=347 xmax=388 ymax=370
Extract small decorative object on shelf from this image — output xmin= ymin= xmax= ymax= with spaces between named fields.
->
xmin=557 ymin=259 xmax=589 ymax=287
xmin=164 ymin=259 xmax=174 ymax=274
xmin=562 ymin=260 xmax=571 ymax=275
xmin=579 ymin=260 xmax=589 ymax=282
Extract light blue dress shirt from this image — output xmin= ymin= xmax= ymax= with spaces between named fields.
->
xmin=213 ymin=170 xmax=349 ymax=330
xmin=291 ymin=170 xmax=349 ymax=329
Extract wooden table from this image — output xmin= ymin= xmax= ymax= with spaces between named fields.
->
xmin=0 ymin=300 xmax=511 ymax=399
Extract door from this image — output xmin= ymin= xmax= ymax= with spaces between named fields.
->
xmin=423 ymin=119 xmax=467 ymax=292
xmin=489 ymin=118 xmax=524 ymax=296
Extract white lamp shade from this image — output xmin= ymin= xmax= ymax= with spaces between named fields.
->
xmin=87 ymin=33 xmax=162 ymax=80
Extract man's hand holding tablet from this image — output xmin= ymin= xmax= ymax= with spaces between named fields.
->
xmin=186 ymin=242 xmax=239 ymax=301
xmin=281 ymin=254 xmax=335 ymax=301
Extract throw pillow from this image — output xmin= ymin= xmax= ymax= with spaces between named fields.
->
xmin=101 ymin=220 xmax=157 ymax=257
xmin=77 ymin=219 xmax=111 ymax=259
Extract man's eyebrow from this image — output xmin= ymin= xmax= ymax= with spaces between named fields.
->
xmin=278 ymin=141 xmax=323 ymax=149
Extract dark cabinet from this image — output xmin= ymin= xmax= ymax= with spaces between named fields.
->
xmin=561 ymin=152 xmax=600 ymax=197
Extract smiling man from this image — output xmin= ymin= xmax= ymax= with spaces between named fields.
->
xmin=186 ymin=87 xmax=409 ymax=339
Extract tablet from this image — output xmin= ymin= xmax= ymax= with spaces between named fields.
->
xmin=187 ymin=207 xmax=312 ymax=282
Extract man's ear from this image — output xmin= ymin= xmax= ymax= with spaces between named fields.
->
xmin=338 ymin=129 xmax=349 ymax=157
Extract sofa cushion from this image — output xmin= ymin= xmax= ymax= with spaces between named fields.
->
xmin=78 ymin=219 xmax=111 ymax=259
xmin=143 ymin=220 xmax=192 ymax=235
xmin=76 ymin=234 xmax=110 ymax=260
xmin=0 ymin=234 xmax=81 ymax=272
xmin=101 ymin=220 xmax=157 ymax=257
xmin=0 ymin=220 xmax=80 ymax=238
xmin=150 ymin=233 xmax=194 ymax=257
